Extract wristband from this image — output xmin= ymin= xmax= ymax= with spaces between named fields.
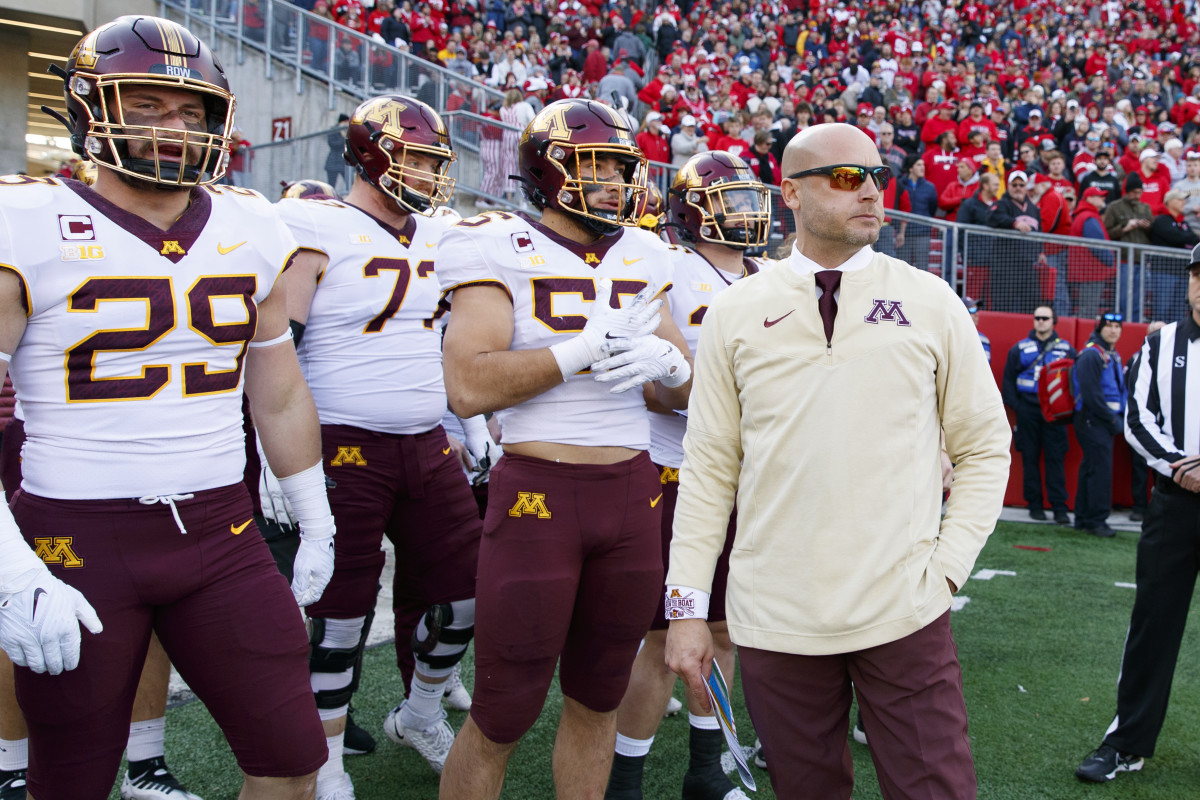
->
xmin=276 ymin=462 xmax=335 ymax=540
xmin=248 ymin=327 xmax=294 ymax=349
xmin=549 ymin=336 xmax=594 ymax=382
xmin=659 ymin=355 xmax=691 ymax=388
xmin=664 ymin=585 xmax=710 ymax=621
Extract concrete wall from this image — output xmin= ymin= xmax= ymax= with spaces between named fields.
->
xmin=0 ymin=0 xmax=155 ymax=29
xmin=0 ymin=29 xmax=28 ymax=175
xmin=161 ymin=11 xmax=359 ymax=152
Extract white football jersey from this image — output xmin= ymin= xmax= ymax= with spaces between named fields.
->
xmin=277 ymin=198 xmax=454 ymax=434
xmin=649 ymin=250 xmax=762 ymax=467
xmin=437 ymin=211 xmax=677 ymax=449
xmin=0 ymin=176 xmax=296 ymax=499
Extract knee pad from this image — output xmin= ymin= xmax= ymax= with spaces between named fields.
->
xmin=308 ymin=609 xmax=373 ymax=710
xmin=411 ymin=598 xmax=475 ymax=674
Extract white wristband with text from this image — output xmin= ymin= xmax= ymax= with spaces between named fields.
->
xmin=664 ymin=585 xmax=710 ymax=621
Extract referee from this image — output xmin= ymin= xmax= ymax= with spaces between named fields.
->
xmin=1075 ymin=250 xmax=1200 ymax=784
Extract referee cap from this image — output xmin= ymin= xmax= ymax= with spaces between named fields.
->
xmin=1190 ymin=241 xmax=1200 ymax=268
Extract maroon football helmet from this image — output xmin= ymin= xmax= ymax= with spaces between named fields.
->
xmin=344 ymin=95 xmax=455 ymax=213
xmin=57 ymin=16 xmax=234 ymax=187
xmin=518 ymin=98 xmax=648 ymax=233
xmin=280 ymin=179 xmax=338 ymax=200
xmin=635 ymin=182 xmax=665 ymax=235
xmin=668 ymin=151 xmax=771 ymax=249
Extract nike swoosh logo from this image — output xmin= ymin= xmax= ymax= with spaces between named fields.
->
xmin=650 ymin=493 xmax=663 ymax=508
xmin=605 ymin=332 xmax=622 ymax=339
xmin=32 ymin=587 xmax=46 ymax=621
xmin=230 ymin=519 xmax=253 ymax=535
xmin=218 ymin=241 xmax=247 ymax=255
xmin=442 ymin=447 xmax=452 ymax=455
xmin=623 ymin=257 xmax=644 ymax=265
xmin=764 ymin=310 xmax=796 ymax=328
xmin=426 ymin=242 xmax=437 ymax=248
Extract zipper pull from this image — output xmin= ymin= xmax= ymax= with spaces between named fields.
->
xmin=826 ymin=340 xmax=832 ymax=356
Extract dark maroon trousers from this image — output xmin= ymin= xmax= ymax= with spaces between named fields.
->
xmin=739 ymin=611 xmax=976 ymax=800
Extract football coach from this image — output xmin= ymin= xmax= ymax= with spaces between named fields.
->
xmin=663 ymin=123 xmax=1012 ymax=800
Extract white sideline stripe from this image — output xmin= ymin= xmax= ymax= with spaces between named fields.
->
xmin=1115 ymin=582 xmax=1137 ymax=589
xmin=971 ymin=569 xmax=1017 ymax=580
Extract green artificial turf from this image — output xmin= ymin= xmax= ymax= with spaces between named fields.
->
xmin=111 ymin=520 xmax=1200 ymax=799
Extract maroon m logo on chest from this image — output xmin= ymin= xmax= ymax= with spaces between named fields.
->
xmin=864 ymin=299 xmax=911 ymax=327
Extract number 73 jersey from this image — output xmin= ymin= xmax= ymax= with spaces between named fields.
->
xmin=0 ymin=177 xmax=297 ymax=500
xmin=275 ymin=197 xmax=456 ymax=434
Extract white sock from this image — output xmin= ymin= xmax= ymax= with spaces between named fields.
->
xmin=688 ymin=712 xmax=720 ymax=730
xmin=0 ymin=737 xmax=27 ymax=772
xmin=614 ymin=733 xmax=655 ymax=757
xmin=315 ymin=733 xmax=346 ymax=796
xmin=126 ymin=717 xmax=166 ymax=762
xmin=400 ymin=675 xmax=447 ymax=729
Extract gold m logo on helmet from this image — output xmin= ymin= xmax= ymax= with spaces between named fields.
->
xmin=360 ymin=99 xmax=411 ymax=135
xmin=529 ymin=105 xmax=572 ymax=141
xmin=33 ymin=537 xmax=83 ymax=568
xmin=508 ymin=492 xmax=551 ymax=519
xmin=73 ymin=30 xmax=102 ymax=69
xmin=330 ymin=446 xmax=368 ymax=466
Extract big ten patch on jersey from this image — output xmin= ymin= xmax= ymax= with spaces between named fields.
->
xmin=435 ymin=210 xmax=676 ymax=450
xmin=666 ymin=247 xmax=756 ymax=356
xmin=0 ymin=177 xmax=295 ymax=499
xmin=274 ymin=196 xmax=454 ymax=435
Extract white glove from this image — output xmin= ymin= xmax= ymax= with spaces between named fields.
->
xmin=291 ymin=532 xmax=335 ymax=608
xmin=257 ymin=438 xmax=297 ymax=530
xmin=0 ymin=567 xmax=102 ymax=675
xmin=274 ymin=462 xmax=337 ymax=607
xmin=592 ymin=335 xmax=692 ymax=394
xmin=549 ymin=278 xmax=663 ymax=380
xmin=460 ymin=414 xmax=503 ymax=486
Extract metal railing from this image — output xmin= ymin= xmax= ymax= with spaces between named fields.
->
xmin=159 ymin=0 xmax=504 ymax=110
xmin=240 ymin=122 xmax=1193 ymax=322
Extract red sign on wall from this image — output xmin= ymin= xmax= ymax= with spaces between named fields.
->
xmin=271 ymin=117 xmax=293 ymax=142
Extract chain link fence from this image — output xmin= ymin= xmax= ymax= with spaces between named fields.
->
xmin=241 ymin=123 xmax=1193 ymax=322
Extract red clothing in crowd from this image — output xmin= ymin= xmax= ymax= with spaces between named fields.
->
xmin=921 ymin=113 xmax=958 ymax=145
xmin=957 ymin=116 xmax=998 ymax=144
xmin=635 ymin=129 xmax=672 ymax=165
xmin=1138 ymin=164 xmax=1173 ymax=215
xmin=922 ymin=146 xmax=961 ymax=201
xmin=1068 ymin=203 xmax=1114 ymax=284
xmin=939 ymin=175 xmax=979 ymax=221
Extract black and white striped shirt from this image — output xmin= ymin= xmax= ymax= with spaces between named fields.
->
xmin=1125 ymin=314 xmax=1200 ymax=477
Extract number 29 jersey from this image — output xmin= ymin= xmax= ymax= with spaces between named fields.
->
xmin=0 ymin=177 xmax=297 ymax=500
xmin=437 ymin=211 xmax=677 ymax=450
xmin=276 ymin=198 xmax=455 ymax=435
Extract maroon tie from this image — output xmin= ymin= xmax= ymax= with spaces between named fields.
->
xmin=815 ymin=269 xmax=842 ymax=344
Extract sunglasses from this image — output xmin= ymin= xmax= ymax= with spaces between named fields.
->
xmin=1102 ymin=312 xmax=1124 ymax=323
xmin=787 ymin=164 xmax=892 ymax=191
xmin=1087 ymin=135 xmax=1101 ymax=141
xmin=1033 ymin=315 xmax=1052 ymax=321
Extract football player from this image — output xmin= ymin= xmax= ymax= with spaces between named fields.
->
xmin=270 ymin=94 xmax=485 ymax=795
xmin=604 ymin=152 xmax=770 ymax=800
xmin=280 ymin=178 xmax=338 ymax=200
xmin=0 ymin=16 xmax=334 ymax=800
xmin=436 ymin=98 xmax=694 ymax=799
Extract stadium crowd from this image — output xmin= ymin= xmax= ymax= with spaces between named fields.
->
xmin=251 ymin=0 xmax=1200 ymax=316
